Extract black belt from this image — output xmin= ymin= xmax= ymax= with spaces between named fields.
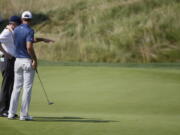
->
xmin=4 ymin=56 xmax=16 ymax=61
xmin=0 ymin=55 xmax=4 ymax=58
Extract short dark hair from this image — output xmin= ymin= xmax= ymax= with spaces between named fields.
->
xmin=22 ymin=18 xmax=32 ymax=22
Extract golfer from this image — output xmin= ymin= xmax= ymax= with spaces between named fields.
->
xmin=0 ymin=16 xmax=21 ymax=117
xmin=8 ymin=11 xmax=37 ymax=120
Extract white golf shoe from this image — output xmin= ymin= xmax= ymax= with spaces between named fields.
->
xmin=8 ymin=113 xmax=17 ymax=119
xmin=20 ymin=116 xmax=33 ymax=121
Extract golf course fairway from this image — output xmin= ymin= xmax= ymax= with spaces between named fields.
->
xmin=0 ymin=64 xmax=180 ymax=135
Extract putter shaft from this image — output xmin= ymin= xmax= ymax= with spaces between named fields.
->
xmin=36 ymin=70 xmax=53 ymax=105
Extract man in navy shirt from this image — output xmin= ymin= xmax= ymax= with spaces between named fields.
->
xmin=8 ymin=11 xmax=37 ymax=120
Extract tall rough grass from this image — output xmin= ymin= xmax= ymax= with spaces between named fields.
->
xmin=0 ymin=0 xmax=180 ymax=63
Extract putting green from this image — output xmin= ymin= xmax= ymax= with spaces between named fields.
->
xmin=0 ymin=65 xmax=180 ymax=135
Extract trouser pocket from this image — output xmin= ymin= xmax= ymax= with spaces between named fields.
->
xmin=24 ymin=62 xmax=33 ymax=71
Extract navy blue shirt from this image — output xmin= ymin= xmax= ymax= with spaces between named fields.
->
xmin=14 ymin=24 xmax=34 ymax=58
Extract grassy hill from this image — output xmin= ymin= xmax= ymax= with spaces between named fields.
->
xmin=0 ymin=0 xmax=180 ymax=63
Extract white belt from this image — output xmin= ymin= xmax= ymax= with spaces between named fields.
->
xmin=16 ymin=58 xmax=32 ymax=62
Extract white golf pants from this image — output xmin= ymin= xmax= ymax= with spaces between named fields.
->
xmin=9 ymin=58 xmax=35 ymax=117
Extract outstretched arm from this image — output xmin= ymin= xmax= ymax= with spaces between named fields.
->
xmin=34 ymin=37 xmax=54 ymax=43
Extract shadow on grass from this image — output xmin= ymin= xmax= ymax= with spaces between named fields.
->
xmin=33 ymin=116 xmax=117 ymax=123
xmin=31 ymin=13 xmax=49 ymax=26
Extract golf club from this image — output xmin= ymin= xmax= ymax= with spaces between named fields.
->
xmin=36 ymin=69 xmax=54 ymax=105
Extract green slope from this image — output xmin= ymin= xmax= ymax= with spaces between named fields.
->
xmin=0 ymin=65 xmax=180 ymax=135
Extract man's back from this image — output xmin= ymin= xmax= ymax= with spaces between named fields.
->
xmin=14 ymin=24 xmax=34 ymax=58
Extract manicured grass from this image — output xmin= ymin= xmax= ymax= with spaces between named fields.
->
xmin=0 ymin=65 xmax=180 ymax=135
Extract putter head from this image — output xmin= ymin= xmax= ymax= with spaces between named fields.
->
xmin=48 ymin=102 xmax=54 ymax=105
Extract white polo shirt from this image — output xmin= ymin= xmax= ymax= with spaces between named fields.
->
xmin=0 ymin=28 xmax=16 ymax=57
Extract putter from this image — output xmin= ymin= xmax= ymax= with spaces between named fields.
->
xmin=36 ymin=69 xmax=54 ymax=105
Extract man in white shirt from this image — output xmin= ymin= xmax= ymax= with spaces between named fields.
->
xmin=0 ymin=16 xmax=21 ymax=117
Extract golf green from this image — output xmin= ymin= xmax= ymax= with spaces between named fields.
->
xmin=0 ymin=65 xmax=180 ymax=135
